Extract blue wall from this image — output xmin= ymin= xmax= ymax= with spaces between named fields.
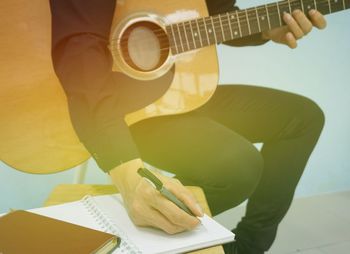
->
xmin=1 ymin=0 xmax=350 ymax=214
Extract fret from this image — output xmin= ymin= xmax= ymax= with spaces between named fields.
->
xmin=276 ymin=1 xmax=282 ymax=26
xmin=267 ymin=3 xmax=281 ymax=29
xmin=218 ymin=14 xmax=226 ymax=42
xmin=210 ymin=16 xmax=219 ymax=43
xmin=289 ymin=0 xmax=302 ymax=12
xmin=278 ymin=2 xmax=291 ymax=25
xmin=343 ymin=0 xmax=346 ymax=9
xmin=204 ymin=17 xmax=216 ymax=44
xmin=314 ymin=0 xmax=318 ymax=10
xmin=169 ymin=24 xmax=180 ymax=54
xmin=255 ymin=7 xmax=262 ymax=32
xmin=183 ymin=21 xmax=195 ymax=50
xmin=329 ymin=0 xmax=346 ymax=12
xmin=228 ymin=12 xmax=241 ymax=38
xmin=225 ymin=13 xmax=234 ymax=39
xmin=165 ymin=25 xmax=177 ymax=54
xmin=182 ymin=22 xmax=190 ymax=51
xmin=316 ymin=0 xmax=331 ymax=14
xmin=328 ymin=0 xmax=332 ymax=13
xmin=265 ymin=5 xmax=272 ymax=29
xmin=301 ymin=0 xmax=306 ymax=13
xmin=238 ymin=10 xmax=251 ymax=37
xmin=189 ymin=20 xmax=198 ymax=49
xmin=197 ymin=18 xmax=209 ymax=47
xmin=246 ymin=8 xmax=261 ymax=34
xmin=202 ymin=18 xmax=213 ymax=45
xmin=290 ymin=0 xmax=316 ymax=16
xmin=176 ymin=23 xmax=186 ymax=52
xmin=235 ymin=11 xmax=243 ymax=37
xmin=256 ymin=6 xmax=270 ymax=31
xmin=194 ymin=19 xmax=204 ymax=47
xmin=224 ymin=13 xmax=234 ymax=40
xmin=288 ymin=0 xmax=292 ymax=13
xmin=245 ymin=9 xmax=252 ymax=35
xmin=304 ymin=0 xmax=316 ymax=13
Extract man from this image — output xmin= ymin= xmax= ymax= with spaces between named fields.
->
xmin=50 ymin=0 xmax=326 ymax=253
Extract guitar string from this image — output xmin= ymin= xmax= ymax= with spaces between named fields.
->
xmin=108 ymin=6 xmax=335 ymax=57
xmin=108 ymin=0 xmax=344 ymax=60
xmin=109 ymin=0 xmax=331 ymax=42
xmin=110 ymin=0 xmax=336 ymax=45
xmin=109 ymin=0 xmax=338 ymax=50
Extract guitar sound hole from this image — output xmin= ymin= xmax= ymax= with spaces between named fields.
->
xmin=120 ymin=21 xmax=169 ymax=72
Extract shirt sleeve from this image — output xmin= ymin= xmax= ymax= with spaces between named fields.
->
xmin=50 ymin=0 xmax=140 ymax=172
xmin=206 ymin=0 xmax=270 ymax=47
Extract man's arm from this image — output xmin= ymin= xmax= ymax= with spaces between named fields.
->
xmin=50 ymin=0 xmax=202 ymax=234
xmin=50 ymin=0 xmax=140 ymax=172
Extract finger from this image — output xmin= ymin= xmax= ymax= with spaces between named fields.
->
xmin=146 ymin=206 xmax=185 ymax=234
xmin=283 ymin=12 xmax=304 ymax=39
xmin=292 ymin=10 xmax=313 ymax=35
xmin=166 ymin=179 xmax=204 ymax=217
xmin=152 ymin=194 xmax=200 ymax=230
xmin=285 ymin=32 xmax=297 ymax=49
xmin=308 ymin=9 xmax=327 ymax=29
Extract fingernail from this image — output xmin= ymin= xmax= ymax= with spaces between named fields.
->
xmin=309 ymin=9 xmax=316 ymax=15
xmin=284 ymin=12 xmax=292 ymax=22
xmin=196 ymin=203 xmax=204 ymax=216
xmin=286 ymin=32 xmax=293 ymax=41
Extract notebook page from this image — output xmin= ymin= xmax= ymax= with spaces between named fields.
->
xmin=92 ymin=194 xmax=235 ymax=254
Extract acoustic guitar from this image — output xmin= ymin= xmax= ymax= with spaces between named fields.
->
xmin=0 ymin=0 xmax=348 ymax=173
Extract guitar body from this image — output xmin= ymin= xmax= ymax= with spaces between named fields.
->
xmin=0 ymin=0 xmax=89 ymax=173
xmin=112 ymin=0 xmax=219 ymax=125
xmin=0 ymin=0 xmax=218 ymax=173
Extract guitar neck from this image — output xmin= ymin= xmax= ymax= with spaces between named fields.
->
xmin=166 ymin=0 xmax=350 ymax=54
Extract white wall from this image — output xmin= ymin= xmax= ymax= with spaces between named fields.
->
xmin=1 ymin=0 xmax=350 ymax=214
xmin=218 ymin=0 xmax=350 ymax=197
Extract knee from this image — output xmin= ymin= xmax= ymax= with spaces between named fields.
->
xmin=300 ymin=97 xmax=325 ymax=134
xmin=230 ymin=145 xmax=264 ymax=197
xmin=206 ymin=144 xmax=263 ymax=215
xmin=221 ymin=143 xmax=263 ymax=199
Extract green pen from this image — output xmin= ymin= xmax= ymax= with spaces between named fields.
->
xmin=137 ymin=168 xmax=195 ymax=216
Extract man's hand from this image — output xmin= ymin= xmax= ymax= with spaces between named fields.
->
xmin=262 ymin=10 xmax=327 ymax=49
xmin=109 ymin=159 xmax=203 ymax=234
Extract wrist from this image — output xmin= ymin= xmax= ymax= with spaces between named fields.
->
xmin=109 ymin=158 xmax=144 ymax=194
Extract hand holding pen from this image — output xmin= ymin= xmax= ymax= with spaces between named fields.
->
xmin=137 ymin=168 xmax=201 ymax=217
xmin=109 ymin=159 xmax=204 ymax=235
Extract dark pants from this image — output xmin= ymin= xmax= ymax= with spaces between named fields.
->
xmin=50 ymin=1 xmax=325 ymax=253
xmin=130 ymin=85 xmax=324 ymax=253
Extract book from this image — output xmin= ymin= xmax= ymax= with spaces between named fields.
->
xmin=6 ymin=194 xmax=235 ymax=254
xmin=0 ymin=210 xmax=119 ymax=254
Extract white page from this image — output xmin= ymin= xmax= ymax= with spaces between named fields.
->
xmin=91 ymin=194 xmax=235 ymax=254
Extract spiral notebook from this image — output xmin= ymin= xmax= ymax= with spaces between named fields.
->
xmin=29 ymin=194 xmax=235 ymax=254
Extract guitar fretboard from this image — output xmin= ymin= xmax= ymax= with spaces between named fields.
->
xmin=166 ymin=0 xmax=350 ymax=54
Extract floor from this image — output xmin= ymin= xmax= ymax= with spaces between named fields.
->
xmin=214 ymin=191 xmax=350 ymax=254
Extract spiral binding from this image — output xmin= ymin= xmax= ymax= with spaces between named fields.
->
xmin=81 ymin=195 xmax=142 ymax=254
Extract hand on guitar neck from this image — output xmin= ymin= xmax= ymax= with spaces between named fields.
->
xmin=262 ymin=9 xmax=327 ymax=48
